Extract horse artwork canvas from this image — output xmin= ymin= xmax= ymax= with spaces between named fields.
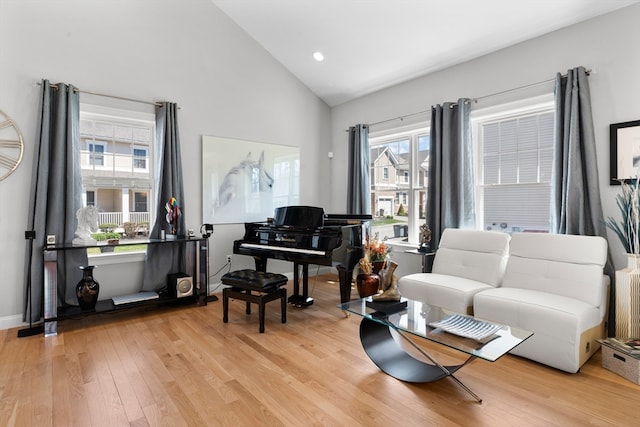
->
xmin=202 ymin=135 xmax=300 ymax=224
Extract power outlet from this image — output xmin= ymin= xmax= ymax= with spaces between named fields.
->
xmin=226 ymin=254 xmax=232 ymax=264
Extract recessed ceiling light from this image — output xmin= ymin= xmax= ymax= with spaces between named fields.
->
xmin=313 ymin=51 xmax=324 ymax=62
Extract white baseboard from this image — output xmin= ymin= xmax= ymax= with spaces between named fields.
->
xmin=0 ymin=314 xmax=29 ymax=332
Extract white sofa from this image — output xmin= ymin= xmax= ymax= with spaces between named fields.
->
xmin=398 ymin=229 xmax=609 ymax=373
xmin=398 ymin=228 xmax=511 ymax=314
xmin=473 ymin=232 xmax=609 ymax=373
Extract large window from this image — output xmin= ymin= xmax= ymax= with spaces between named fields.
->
xmin=79 ymin=104 xmax=155 ymax=245
xmin=369 ymin=128 xmax=429 ymax=244
xmin=474 ymin=96 xmax=554 ymax=232
xmin=367 ymin=95 xmax=553 ymax=246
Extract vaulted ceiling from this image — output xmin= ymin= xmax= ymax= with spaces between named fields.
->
xmin=211 ymin=0 xmax=640 ymax=106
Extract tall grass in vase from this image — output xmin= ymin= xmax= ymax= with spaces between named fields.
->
xmin=606 ymin=177 xmax=640 ymax=255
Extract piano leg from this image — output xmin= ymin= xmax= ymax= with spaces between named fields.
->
xmin=288 ymin=262 xmax=314 ymax=307
xmin=336 ymin=266 xmax=353 ymax=303
xmin=253 ymin=257 xmax=267 ymax=272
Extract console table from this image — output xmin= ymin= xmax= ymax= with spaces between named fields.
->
xmin=339 ymin=297 xmax=533 ymax=402
xmin=43 ymin=237 xmax=209 ymax=336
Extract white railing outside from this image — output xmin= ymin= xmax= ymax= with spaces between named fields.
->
xmin=98 ymin=212 xmax=150 ymax=227
xmin=99 ymin=212 xmax=122 ymax=226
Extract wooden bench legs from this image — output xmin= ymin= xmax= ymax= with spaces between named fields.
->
xmin=223 ymin=287 xmax=287 ymax=333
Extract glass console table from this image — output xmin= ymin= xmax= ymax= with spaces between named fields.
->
xmin=43 ymin=237 xmax=210 ymax=337
xmin=338 ymin=297 xmax=533 ymax=402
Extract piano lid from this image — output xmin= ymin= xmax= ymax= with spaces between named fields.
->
xmin=273 ymin=206 xmax=325 ymax=229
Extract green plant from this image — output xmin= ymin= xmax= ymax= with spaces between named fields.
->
xmin=397 ymin=204 xmax=406 ymax=216
xmin=606 ymin=177 xmax=640 ymax=254
xmin=91 ymin=232 xmax=107 ymax=242
xmin=106 ymin=232 xmax=121 ymax=240
xmin=99 ymin=223 xmax=118 ymax=232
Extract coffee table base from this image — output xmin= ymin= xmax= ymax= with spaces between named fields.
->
xmin=360 ymin=317 xmax=482 ymax=402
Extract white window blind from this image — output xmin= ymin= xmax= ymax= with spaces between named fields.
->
xmin=480 ymin=111 xmax=553 ymax=232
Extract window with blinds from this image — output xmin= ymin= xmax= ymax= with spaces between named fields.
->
xmin=478 ymin=110 xmax=554 ymax=232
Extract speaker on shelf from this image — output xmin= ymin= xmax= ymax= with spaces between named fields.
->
xmin=167 ymin=272 xmax=193 ymax=298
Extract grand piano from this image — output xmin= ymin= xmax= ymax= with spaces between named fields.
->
xmin=233 ymin=205 xmax=372 ymax=306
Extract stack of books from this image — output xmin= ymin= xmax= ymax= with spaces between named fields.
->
xmin=601 ymin=337 xmax=640 ymax=356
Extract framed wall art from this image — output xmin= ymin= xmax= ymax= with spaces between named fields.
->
xmin=610 ymin=120 xmax=640 ymax=184
xmin=202 ymin=135 xmax=300 ymax=224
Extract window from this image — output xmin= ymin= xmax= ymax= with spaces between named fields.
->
xmin=134 ymin=192 xmax=147 ymax=212
xmin=367 ymin=95 xmax=552 ymax=244
xmin=474 ymin=96 xmax=554 ymax=232
xmin=370 ymin=129 xmax=429 ymax=244
xmin=133 ymin=147 xmax=147 ymax=170
xmin=88 ymin=143 xmax=105 ymax=166
xmin=79 ymin=104 xmax=155 ymax=250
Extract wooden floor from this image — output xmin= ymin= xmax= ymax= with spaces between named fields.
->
xmin=1 ymin=274 xmax=639 ymax=427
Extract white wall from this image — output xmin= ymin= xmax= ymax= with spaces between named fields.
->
xmin=3 ymin=1 xmax=639 ymax=331
xmin=0 ymin=0 xmax=331 ymax=329
xmin=330 ymin=3 xmax=640 ymax=272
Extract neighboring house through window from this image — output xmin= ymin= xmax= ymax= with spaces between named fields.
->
xmin=79 ymin=104 xmax=155 ymax=241
xmin=370 ymin=128 xmax=429 ymax=244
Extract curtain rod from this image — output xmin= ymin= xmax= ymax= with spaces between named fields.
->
xmin=364 ymin=69 xmax=591 ymax=129
xmin=36 ymin=81 xmax=163 ymax=107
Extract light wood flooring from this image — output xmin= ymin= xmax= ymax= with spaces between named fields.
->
xmin=1 ymin=274 xmax=639 ymax=426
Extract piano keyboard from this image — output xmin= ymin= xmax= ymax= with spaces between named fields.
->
xmin=240 ymin=242 xmax=327 ymax=256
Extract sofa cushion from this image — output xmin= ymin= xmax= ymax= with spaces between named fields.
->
xmin=399 ymin=273 xmax=493 ymax=314
xmin=474 ymin=287 xmax=603 ymax=372
xmin=432 ymin=229 xmax=510 ymax=288
xmin=502 ymin=233 xmax=608 ymax=308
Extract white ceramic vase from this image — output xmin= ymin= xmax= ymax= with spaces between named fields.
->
xmin=615 ymin=253 xmax=640 ymax=337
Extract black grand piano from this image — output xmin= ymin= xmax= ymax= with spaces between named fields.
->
xmin=233 ymin=205 xmax=372 ymax=306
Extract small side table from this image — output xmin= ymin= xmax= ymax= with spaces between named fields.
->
xmin=405 ymin=249 xmax=436 ymax=273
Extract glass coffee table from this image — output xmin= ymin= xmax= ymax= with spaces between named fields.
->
xmin=338 ymin=297 xmax=533 ymax=402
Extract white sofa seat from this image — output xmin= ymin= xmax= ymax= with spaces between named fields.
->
xmin=473 ymin=232 xmax=608 ymax=373
xmin=399 ymin=273 xmax=493 ymax=315
xmin=398 ymin=228 xmax=510 ymax=314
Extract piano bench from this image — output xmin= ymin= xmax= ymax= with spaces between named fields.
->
xmin=221 ymin=269 xmax=288 ymax=333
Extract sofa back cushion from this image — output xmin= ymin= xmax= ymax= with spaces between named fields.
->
xmin=502 ymin=232 xmax=607 ymax=307
xmin=432 ymin=229 xmax=510 ymax=287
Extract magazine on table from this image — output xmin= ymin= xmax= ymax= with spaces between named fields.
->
xmin=602 ymin=337 xmax=640 ymax=355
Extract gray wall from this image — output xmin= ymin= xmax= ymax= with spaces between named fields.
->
xmin=0 ymin=0 xmax=331 ymax=329
xmin=330 ymin=3 xmax=640 ymax=272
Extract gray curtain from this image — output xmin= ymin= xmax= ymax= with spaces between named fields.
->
xmin=24 ymin=80 xmax=86 ymax=322
xmin=427 ymin=99 xmax=475 ymax=249
xmin=142 ymin=102 xmax=186 ymax=291
xmin=347 ymin=124 xmax=371 ymax=215
xmin=551 ymin=66 xmax=614 ymax=334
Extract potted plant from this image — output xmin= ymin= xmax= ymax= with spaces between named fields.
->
xmin=356 ymin=234 xmax=391 ymax=297
xmin=606 ymin=177 xmax=640 ymax=255
xmin=99 ymin=223 xmax=118 ymax=233
xmin=606 ymin=177 xmax=640 ymax=337
xmin=363 ymin=234 xmax=390 ymax=274
xmin=106 ymin=232 xmax=121 ymax=245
